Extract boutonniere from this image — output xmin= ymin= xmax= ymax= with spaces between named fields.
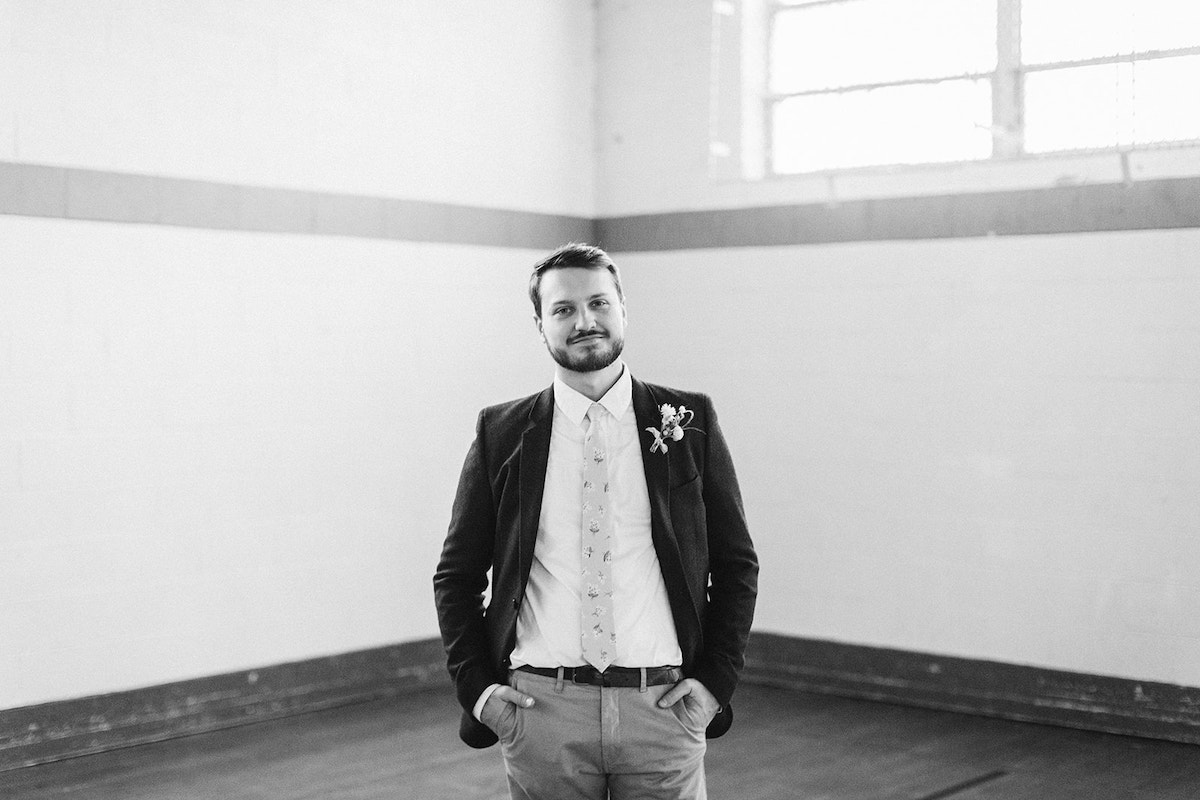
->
xmin=645 ymin=404 xmax=703 ymax=454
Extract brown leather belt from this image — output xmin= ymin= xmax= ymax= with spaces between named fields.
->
xmin=516 ymin=664 xmax=683 ymax=688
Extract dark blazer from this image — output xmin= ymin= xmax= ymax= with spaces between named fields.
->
xmin=433 ymin=377 xmax=759 ymax=748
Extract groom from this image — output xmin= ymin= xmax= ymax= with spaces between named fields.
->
xmin=433 ymin=243 xmax=758 ymax=800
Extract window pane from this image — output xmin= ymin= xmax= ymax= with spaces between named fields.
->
xmin=772 ymin=80 xmax=993 ymax=173
xmin=771 ymin=0 xmax=996 ymax=94
xmin=1024 ymin=64 xmax=1125 ymax=151
xmin=1023 ymin=0 xmax=1200 ymax=64
xmin=1025 ymin=56 xmax=1200 ymax=152
xmin=1130 ymin=56 xmax=1200 ymax=142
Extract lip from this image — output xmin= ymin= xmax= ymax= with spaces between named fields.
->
xmin=571 ymin=333 xmax=606 ymax=345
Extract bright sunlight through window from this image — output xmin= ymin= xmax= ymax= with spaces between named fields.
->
xmin=767 ymin=0 xmax=1200 ymax=175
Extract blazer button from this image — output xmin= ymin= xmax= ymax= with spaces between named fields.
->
xmin=511 ymin=598 xmax=520 ymax=609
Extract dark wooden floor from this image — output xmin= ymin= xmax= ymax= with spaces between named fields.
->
xmin=3 ymin=683 xmax=1198 ymax=799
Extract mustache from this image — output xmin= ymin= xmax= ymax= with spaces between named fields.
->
xmin=568 ymin=330 xmax=607 ymax=344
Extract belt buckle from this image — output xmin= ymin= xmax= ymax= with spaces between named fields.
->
xmin=572 ymin=665 xmax=599 ymax=686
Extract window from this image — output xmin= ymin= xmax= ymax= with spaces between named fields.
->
xmin=765 ymin=0 xmax=1200 ymax=175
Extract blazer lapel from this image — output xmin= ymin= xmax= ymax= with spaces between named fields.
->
xmin=632 ymin=378 xmax=677 ymax=552
xmin=633 ymin=378 xmax=670 ymax=502
xmin=518 ymin=386 xmax=554 ymax=580
xmin=634 ymin=378 xmax=705 ymax=630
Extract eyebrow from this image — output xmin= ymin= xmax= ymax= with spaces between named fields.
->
xmin=550 ymin=293 xmax=613 ymax=306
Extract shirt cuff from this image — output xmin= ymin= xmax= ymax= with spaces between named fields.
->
xmin=472 ymin=683 xmax=503 ymax=721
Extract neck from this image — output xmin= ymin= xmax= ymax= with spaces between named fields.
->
xmin=557 ymin=360 xmax=625 ymax=402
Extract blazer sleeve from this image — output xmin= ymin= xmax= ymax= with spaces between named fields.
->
xmin=691 ymin=396 xmax=759 ymax=711
xmin=433 ymin=409 xmax=502 ymax=717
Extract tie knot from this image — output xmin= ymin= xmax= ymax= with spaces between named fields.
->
xmin=587 ymin=403 xmax=605 ymax=423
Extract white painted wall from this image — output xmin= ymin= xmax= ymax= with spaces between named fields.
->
xmin=595 ymin=0 xmax=1200 ymax=687
xmin=0 ymin=0 xmax=593 ymax=708
xmin=0 ymin=216 xmax=550 ymax=707
xmin=619 ymin=233 xmax=1200 ymax=687
xmin=3 ymin=0 xmax=1199 ymax=711
xmin=0 ymin=0 xmax=596 ymax=215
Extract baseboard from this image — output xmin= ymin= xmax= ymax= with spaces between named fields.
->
xmin=742 ymin=632 xmax=1200 ymax=746
xmin=7 ymin=633 xmax=1197 ymax=772
xmin=0 ymin=637 xmax=447 ymax=772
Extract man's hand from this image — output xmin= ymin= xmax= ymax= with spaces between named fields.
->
xmin=492 ymin=685 xmax=536 ymax=709
xmin=657 ymin=678 xmax=720 ymax=726
xmin=477 ymin=685 xmax=534 ymax=741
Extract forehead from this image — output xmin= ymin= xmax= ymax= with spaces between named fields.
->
xmin=539 ymin=267 xmax=620 ymax=305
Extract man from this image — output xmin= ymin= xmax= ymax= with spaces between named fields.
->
xmin=433 ymin=243 xmax=758 ymax=800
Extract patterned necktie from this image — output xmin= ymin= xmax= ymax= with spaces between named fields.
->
xmin=581 ymin=402 xmax=616 ymax=671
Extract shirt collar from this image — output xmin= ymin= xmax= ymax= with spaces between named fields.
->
xmin=553 ymin=364 xmax=633 ymax=426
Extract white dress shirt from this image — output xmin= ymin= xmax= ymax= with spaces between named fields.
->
xmin=475 ymin=366 xmax=682 ymax=718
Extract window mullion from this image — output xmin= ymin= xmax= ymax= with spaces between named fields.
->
xmin=993 ymin=0 xmax=1023 ymax=157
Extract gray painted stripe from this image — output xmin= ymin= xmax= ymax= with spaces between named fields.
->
xmin=596 ymin=176 xmax=1200 ymax=251
xmin=4 ymin=161 xmax=1198 ymax=251
xmin=0 ymin=161 xmax=594 ymax=249
xmin=744 ymin=632 xmax=1200 ymax=746
xmin=0 ymin=639 xmax=445 ymax=771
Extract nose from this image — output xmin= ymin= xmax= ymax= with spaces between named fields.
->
xmin=575 ymin=307 xmax=596 ymax=331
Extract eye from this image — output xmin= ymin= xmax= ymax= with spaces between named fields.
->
xmin=592 ymin=299 xmax=609 ymax=308
xmin=553 ymin=306 xmax=572 ymax=316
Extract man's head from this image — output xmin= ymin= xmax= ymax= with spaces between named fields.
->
xmin=530 ymin=243 xmax=627 ymax=374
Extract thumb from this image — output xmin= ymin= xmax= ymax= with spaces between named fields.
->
xmin=657 ymin=680 xmax=691 ymax=708
xmin=493 ymin=685 xmax=535 ymax=708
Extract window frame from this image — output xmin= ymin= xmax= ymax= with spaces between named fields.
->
xmin=760 ymin=0 xmax=1200 ymax=177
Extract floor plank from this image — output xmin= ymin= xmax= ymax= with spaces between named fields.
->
xmin=2 ymin=683 xmax=1197 ymax=799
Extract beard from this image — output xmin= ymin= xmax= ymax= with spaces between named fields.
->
xmin=546 ymin=331 xmax=625 ymax=373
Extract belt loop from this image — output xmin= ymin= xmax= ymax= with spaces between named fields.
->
xmin=555 ymin=666 xmax=565 ymax=693
xmin=639 ymin=667 xmax=648 ymax=693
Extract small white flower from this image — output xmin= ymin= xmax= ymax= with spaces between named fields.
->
xmin=645 ymin=401 xmax=701 ymax=454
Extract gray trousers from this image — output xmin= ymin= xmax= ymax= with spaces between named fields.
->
xmin=480 ymin=668 xmax=709 ymax=800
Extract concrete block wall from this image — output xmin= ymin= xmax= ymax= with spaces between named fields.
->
xmin=4 ymin=0 xmax=1200 ymax=713
xmin=0 ymin=217 xmax=554 ymax=708
xmin=617 ymin=232 xmax=1200 ymax=686
xmin=0 ymin=0 xmax=593 ymax=709
xmin=1 ymin=1 xmax=595 ymax=214
xmin=596 ymin=1 xmax=1200 ymax=687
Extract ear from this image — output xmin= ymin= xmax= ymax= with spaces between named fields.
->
xmin=533 ymin=313 xmax=545 ymax=342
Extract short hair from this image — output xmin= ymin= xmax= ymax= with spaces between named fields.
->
xmin=529 ymin=243 xmax=624 ymax=318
